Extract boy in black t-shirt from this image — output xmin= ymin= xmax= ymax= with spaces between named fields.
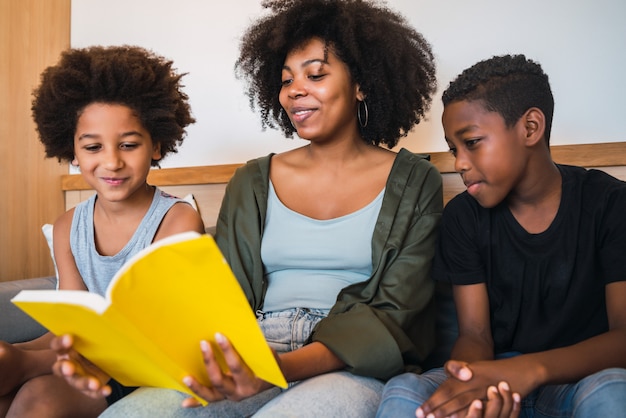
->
xmin=376 ymin=54 xmax=626 ymax=418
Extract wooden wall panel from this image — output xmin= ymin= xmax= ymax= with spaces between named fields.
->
xmin=0 ymin=0 xmax=70 ymax=281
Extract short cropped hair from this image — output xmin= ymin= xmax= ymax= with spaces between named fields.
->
xmin=236 ymin=0 xmax=437 ymax=149
xmin=442 ymin=54 xmax=554 ymax=144
xmin=32 ymin=45 xmax=194 ymax=165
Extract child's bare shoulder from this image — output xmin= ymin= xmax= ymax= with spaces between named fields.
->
xmin=158 ymin=201 xmax=205 ymax=238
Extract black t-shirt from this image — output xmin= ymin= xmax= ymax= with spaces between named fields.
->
xmin=433 ymin=165 xmax=626 ymax=355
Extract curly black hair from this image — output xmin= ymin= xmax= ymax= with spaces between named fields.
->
xmin=32 ymin=45 xmax=195 ymax=165
xmin=442 ymin=54 xmax=554 ymax=145
xmin=235 ymin=0 xmax=437 ymax=149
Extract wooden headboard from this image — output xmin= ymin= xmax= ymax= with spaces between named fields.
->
xmin=62 ymin=164 xmax=240 ymax=229
xmin=62 ymin=142 xmax=626 ymax=228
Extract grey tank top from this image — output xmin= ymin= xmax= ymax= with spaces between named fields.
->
xmin=70 ymin=187 xmax=183 ymax=296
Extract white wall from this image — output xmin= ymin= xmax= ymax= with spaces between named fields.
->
xmin=71 ymin=0 xmax=626 ymax=168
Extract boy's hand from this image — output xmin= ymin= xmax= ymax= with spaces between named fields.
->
xmin=181 ymin=332 xmax=273 ymax=407
xmin=50 ymin=334 xmax=112 ymax=399
xmin=417 ymin=359 xmax=532 ymax=418
xmin=463 ymin=381 xmax=521 ymax=418
xmin=445 ymin=359 xmax=474 ymax=381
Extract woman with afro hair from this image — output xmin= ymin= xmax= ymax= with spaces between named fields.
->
xmin=0 ymin=45 xmax=204 ymax=418
xmin=98 ymin=1 xmax=443 ymax=417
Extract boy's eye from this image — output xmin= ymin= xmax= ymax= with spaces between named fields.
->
xmin=448 ymin=147 xmax=457 ymax=157
xmin=464 ymin=138 xmax=481 ymax=148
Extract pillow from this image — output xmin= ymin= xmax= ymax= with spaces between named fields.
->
xmin=182 ymin=193 xmax=214 ymax=235
xmin=181 ymin=193 xmax=198 ymax=211
xmin=41 ymin=223 xmax=59 ymax=287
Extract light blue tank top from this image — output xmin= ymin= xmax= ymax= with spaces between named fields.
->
xmin=70 ymin=187 xmax=183 ymax=296
xmin=261 ymin=181 xmax=384 ymax=311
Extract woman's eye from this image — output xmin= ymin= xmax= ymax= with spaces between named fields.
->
xmin=309 ymin=74 xmax=325 ymax=81
xmin=281 ymin=79 xmax=292 ymax=87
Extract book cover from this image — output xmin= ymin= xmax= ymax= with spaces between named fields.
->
xmin=12 ymin=231 xmax=287 ymax=405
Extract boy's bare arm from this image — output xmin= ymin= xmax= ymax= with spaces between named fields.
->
xmin=419 ymin=281 xmax=626 ymax=418
xmin=520 ymin=280 xmax=626 ymax=386
xmin=450 ymin=283 xmax=494 ymax=363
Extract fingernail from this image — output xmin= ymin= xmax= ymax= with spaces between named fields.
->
xmin=513 ymin=393 xmax=521 ymax=403
xmin=489 ymin=385 xmax=498 ymax=394
xmin=183 ymin=376 xmax=193 ymax=387
xmin=200 ymin=340 xmax=210 ymax=352
xmin=416 ymin=408 xmax=424 ymax=418
xmin=61 ymin=361 xmax=73 ymax=376
xmin=459 ymin=367 xmax=471 ymax=380
xmin=215 ymin=332 xmax=226 ymax=345
xmin=499 ymin=381 xmax=510 ymax=391
xmin=472 ymin=399 xmax=483 ymax=409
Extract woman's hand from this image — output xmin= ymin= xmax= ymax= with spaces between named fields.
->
xmin=50 ymin=334 xmax=112 ymax=399
xmin=181 ymin=333 xmax=274 ymax=407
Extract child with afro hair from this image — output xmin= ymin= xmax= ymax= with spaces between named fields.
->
xmin=0 ymin=45 xmax=204 ymax=418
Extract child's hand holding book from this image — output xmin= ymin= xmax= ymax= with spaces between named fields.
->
xmin=51 ymin=334 xmax=113 ymax=399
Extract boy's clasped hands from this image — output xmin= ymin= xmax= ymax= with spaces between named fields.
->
xmin=417 ymin=360 xmax=521 ymax=418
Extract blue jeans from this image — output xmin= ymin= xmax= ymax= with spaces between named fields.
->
xmin=101 ymin=308 xmax=383 ymax=418
xmin=376 ymin=366 xmax=626 ymax=418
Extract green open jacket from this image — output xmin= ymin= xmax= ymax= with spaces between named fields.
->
xmin=214 ymin=148 xmax=443 ymax=380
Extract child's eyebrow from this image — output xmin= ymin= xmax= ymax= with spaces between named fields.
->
xmin=119 ymin=131 xmax=144 ymax=138
xmin=77 ymin=133 xmax=99 ymax=140
xmin=77 ymin=131 xmax=144 ymax=140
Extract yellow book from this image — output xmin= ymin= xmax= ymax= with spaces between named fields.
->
xmin=11 ymin=231 xmax=287 ymax=405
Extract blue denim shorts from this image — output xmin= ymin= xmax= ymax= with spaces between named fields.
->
xmin=256 ymin=308 xmax=329 ymax=354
